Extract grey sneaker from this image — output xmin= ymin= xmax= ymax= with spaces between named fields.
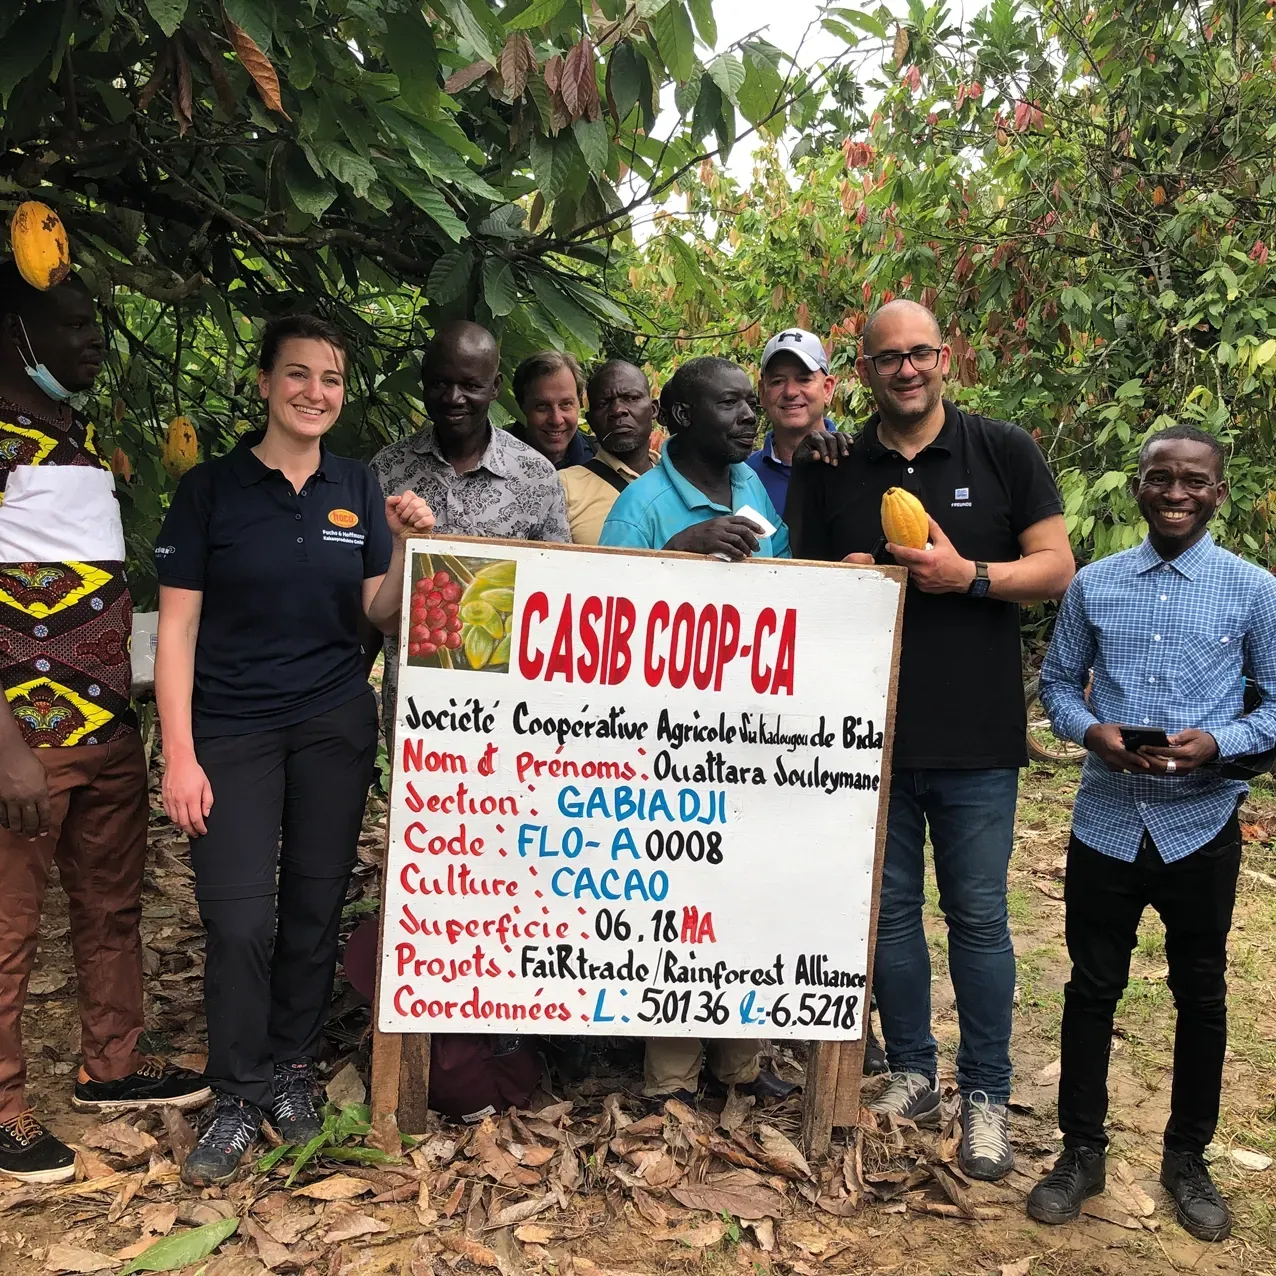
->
xmin=867 ymin=1072 xmax=941 ymax=1127
xmin=960 ymin=1091 xmax=1014 ymax=1180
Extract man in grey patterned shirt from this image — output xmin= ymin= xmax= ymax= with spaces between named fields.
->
xmin=370 ymin=321 xmax=570 ymax=733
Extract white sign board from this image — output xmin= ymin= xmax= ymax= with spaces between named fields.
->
xmin=378 ymin=539 xmax=903 ymax=1041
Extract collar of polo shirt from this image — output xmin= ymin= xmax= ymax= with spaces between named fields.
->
xmin=409 ymin=419 xmax=522 ymax=480
xmin=230 ymin=429 xmax=340 ymax=487
xmin=862 ymin=399 xmax=960 ymax=459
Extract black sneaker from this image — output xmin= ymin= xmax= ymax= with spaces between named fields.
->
xmin=181 ymin=1093 xmax=263 ymax=1187
xmin=959 ymin=1090 xmax=1015 ymax=1180
xmin=864 ymin=1023 xmax=889 ymax=1076
xmin=1027 ymin=1146 xmax=1106 ymax=1224
xmin=73 ymin=1057 xmax=212 ymax=1113
xmin=0 ymin=1110 xmax=76 ymax=1184
xmin=272 ymin=1059 xmax=323 ymax=1146
xmin=1161 ymin=1148 xmax=1232 ymax=1242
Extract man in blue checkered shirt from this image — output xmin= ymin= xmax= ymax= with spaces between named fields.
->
xmin=1030 ymin=425 xmax=1276 ymax=1243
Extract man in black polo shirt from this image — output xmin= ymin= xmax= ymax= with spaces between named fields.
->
xmin=787 ymin=300 xmax=1074 ymax=1181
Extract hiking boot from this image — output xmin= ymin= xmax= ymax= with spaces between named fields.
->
xmin=867 ymin=1072 xmax=941 ymax=1127
xmin=0 ymin=1110 xmax=76 ymax=1184
xmin=1161 ymin=1148 xmax=1232 ymax=1242
xmin=959 ymin=1091 xmax=1015 ymax=1180
xmin=642 ymin=1088 xmax=698 ymax=1114
xmin=181 ymin=1093 xmax=263 ymax=1187
xmin=73 ymin=1057 xmax=212 ymax=1113
xmin=272 ymin=1059 xmax=323 ymax=1146
xmin=1026 ymin=1146 xmax=1106 ymax=1223
xmin=864 ymin=1023 xmax=889 ymax=1076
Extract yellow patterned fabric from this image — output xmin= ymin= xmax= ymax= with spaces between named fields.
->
xmin=0 ymin=405 xmax=135 ymax=747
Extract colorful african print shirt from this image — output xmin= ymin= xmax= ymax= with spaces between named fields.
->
xmin=0 ymin=402 xmax=135 ymax=747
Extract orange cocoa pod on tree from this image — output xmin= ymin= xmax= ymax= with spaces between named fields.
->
xmin=10 ymin=201 xmax=71 ymax=291
xmin=162 ymin=415 xmax=199 ymax=478
xmin=881 ymin=487 xmax=929 ymax=550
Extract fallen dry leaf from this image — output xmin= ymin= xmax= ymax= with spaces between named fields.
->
xmin=487 ymin=1194 xmax=553 ymax=1228
xmin=520 ymin=1145 xmax=556 ymax=1167
xmin=73 ymin=1145 xmax=116 ymax=1180
xmin=242 ymin=1217 xmax=292 ymax=1270
xmin=28 ymin=971 xmax=70 ymax=995
xmin=262 ymin=1209 xmax=321 ymax=1246
xmin=83 ymin=1118 xmax=157 ymax=1165
xmin=661 ymin=1219 xmax=727 ymax=1248
xmin=1229 ymin=1148 xmax=1273 ymax=1172
xmin=999 ymin=1259 xmax=1035 ymax=1276
xmin=473 ymin=1121 xmax=522 ymax=1186
xmin=0 ymin=1184 xmax=40 ymax=1213
xmin=719 ymin=1088 xmax=755 ymax=1133
xmin=106 ymin=1172 xmax=144 ymax=1223
xmin=321 ymin=1210 xmax=390 ymax=1243
xmin=630 ymin=1187 xmax=671 ymax=1229
xmin=138 ymin=1202 xmax=178 ymax=1237
xmin=439 ymin=1232 xmax=502 ymax=1269
xmin=751 ymin=1218 xmax=775 ymax=1251
xmin=44 ymin=1244 xmax=116 ymax=1273
xmin=1080 ymin=1197 xmax=1141 ymax=1229
xmin=757 ymin=1124 xmax=811 ymax=1179
xmin=324 ymin=1062 xmax=366 ymax=1108
xmin=514 ymin=1223 xmax=554 ymax=1244
xmin=672 ymin=1179 xmax=789 ymax=1220
xmin=1035 ymin=1058 xmax=1061 ymax=1085
xmin=293 ymin=1173 xmax=372 ymax=1201
xmin=162 ymin=1107 xmax=198 ymax=1168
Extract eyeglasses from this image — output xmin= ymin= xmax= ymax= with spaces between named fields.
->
xmin=863 ymin=346 xmax=942 ymax=375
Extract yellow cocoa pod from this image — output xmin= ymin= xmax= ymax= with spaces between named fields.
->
xmin=880 ymin=487 xmax=929 ymax=550
xmin=162 ymin=415 xmax=199 ymax=479
xmin=10 ymin=201 xmax=71 ymax=291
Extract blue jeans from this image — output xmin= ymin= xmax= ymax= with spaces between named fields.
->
xmin=874 ymin=768 xmax=1019 ymax=1103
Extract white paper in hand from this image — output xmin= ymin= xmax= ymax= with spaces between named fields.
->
xmin=735 ymin=504 xmax=777 ymax=539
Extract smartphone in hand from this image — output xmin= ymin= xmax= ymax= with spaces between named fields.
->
xmin=1118 ymin=725 xmax=1170 ymax=751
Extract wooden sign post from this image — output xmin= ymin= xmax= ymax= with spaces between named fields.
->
xmin=370 ymin=538 xmax=904 ymax=1155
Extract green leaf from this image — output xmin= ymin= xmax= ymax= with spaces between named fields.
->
xmin=706 ymin=53 xmax=745 ymax=105
xmin=144 ymin=0 xmax=188 ymax=37
xmin=482 ymin=257 xmax=517 ymax=316
xmin=120 ymin=1219 xmax=239 ymax=1275
xmin=505 ymin=0 xmax=570 ymax=30
xmin=384 ymin=11 xmax=440 ymax=116
xmin=651 ymin=1 xmax=695 ymax=84
xmin=636 ymin=0 xmax=674 ymax=15
xmin=0 ymin=2 xmax=62 ymax=107
xmin=572 ymin=117 xmax=609 ymax=172
xmin=529 ymin=130 xmax=578 ymax=202
xmin=686 ymin=0 xmax=717 ymax=45
xmin=435 ymin=0 xmax=501 ymax=65
xmin=606 ymin=41 xmax=642 ymax=124
xmin=285 ymin=149 xmax=338 ymax=218
xmin=316 ymin=142 xmax=377 ymax=199
xmin=428 ymin=247 xmax=474 ymax=304
xmin=531 ymin=275 xmax=600 ymax=347
xmin=383 ymin=166 xmax=468 ymax=240
xmin=830 ymin=7 xmax=888 ymax=38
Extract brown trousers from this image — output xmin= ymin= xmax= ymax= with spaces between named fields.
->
xmin=643 ymin=1037 xmax=760 ymax=1096
xmin=0 ymin=734 xmax=149 ymax=1120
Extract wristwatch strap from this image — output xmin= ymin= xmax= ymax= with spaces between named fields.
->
xmin=968 ymin=561 xmax=991 ymax=598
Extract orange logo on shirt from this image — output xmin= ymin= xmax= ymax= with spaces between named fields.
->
xmin=328 ymin=508 xmax=359 ymax=529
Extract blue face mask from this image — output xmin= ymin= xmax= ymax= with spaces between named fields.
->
xmin=17 ymin=318 xmax=75 ymax=403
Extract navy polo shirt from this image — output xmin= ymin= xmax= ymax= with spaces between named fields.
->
xmin=155 ymin=433 xmax=392 ymax=738
xmin=746 ymin=417 xmax=837 ymax=514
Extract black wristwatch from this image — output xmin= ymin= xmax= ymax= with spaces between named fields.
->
xmin=967 ymin=561 xmax=990 ymax=598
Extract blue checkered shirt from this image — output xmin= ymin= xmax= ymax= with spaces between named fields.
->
xmin=1040 ymin=533 xmax=1276 ymax=862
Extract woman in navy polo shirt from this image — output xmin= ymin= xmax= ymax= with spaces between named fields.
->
xmin=154 ymin=315 xmax=432 ymax=1186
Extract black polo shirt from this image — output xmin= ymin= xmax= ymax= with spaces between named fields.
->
xmin=155 ymin=433 xmax=392 ymax=738
xmin=786 ymin=401 xmax=1062 ymax=770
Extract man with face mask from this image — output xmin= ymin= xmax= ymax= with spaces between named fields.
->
xmin=0 ymin=263 xmax=210 ymax=1183
xmin=787 ymin=300 xmax=1075 ymax=1182
xmin=559 ymin=360 xmax=659 ymax=545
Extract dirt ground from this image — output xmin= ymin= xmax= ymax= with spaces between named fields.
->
xmin=4 ymin=762 xmax=1276 ymax=1276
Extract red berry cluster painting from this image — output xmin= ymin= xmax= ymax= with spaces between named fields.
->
xmin=405 ymin=553 xmax=517 ymax=673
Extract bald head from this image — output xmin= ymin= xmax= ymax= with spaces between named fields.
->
xmin=861 ymin=299 xmax=942 ymax=355
xmin=419 ymin=319 xmax=503 ymax=441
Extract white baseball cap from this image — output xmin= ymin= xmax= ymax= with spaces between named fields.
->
xmin=761 ymin=328 xmax=830 ymax=374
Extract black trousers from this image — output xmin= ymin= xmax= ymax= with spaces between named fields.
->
xmin=1059 ymin=809 xmax=1241 ymax=1157
xmin=191 ymin=691 xmax=378 ymax=1109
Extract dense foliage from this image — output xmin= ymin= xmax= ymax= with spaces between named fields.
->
xmin=1 ymin=0 xmax=826 ymax=597
xmin=620 ymin=0 xmax=1276 ymax=563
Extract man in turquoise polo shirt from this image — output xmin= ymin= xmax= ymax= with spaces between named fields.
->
xmin=599 ymin=355 xmax=794 ymax=1106
xmin=599 ymin=357 xmax=789 ymax=560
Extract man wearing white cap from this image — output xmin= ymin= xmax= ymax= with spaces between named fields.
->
xmin=747 ymin=328 xmax=839 ymax=517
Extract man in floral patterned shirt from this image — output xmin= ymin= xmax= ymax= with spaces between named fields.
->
xmin=370 ymin=321 xmax=570 ymax=735
xmin=0 ymin=264 xmax=208 ymax=1183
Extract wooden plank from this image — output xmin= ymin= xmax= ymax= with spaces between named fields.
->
xmin=802 ymin=566 xmax=907 ymax=1154
xmin=397 ymin=1034 xmax=432 ymax=1135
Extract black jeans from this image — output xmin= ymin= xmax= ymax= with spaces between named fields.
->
xmin=1059 ymin=809 xmax=1241 ymax=1157
xmin=190 ymin=691 xmax=378 ymax=1109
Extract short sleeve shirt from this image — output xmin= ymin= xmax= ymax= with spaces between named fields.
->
xmin=786 ymin=400 xmax=1062 ymax=769
xmin=559 ymin=448 xmax=657 ymax=546
xmin=0 ymin=402 xmax=135 ymax=747
xmin=599 ymin=446 xmax=791 ymax=558
xmin=155 ymin=433 xmax=391 ymax=738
